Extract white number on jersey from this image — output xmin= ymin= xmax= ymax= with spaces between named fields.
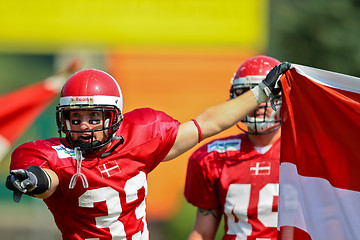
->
xmin=79 ymin=171 xmax=149 ymax=240
xmin=224 ymin=183 xmax=279 ymax=239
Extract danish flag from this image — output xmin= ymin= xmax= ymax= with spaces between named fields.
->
xmin=98 ymin=160 xmax=121 ymax=178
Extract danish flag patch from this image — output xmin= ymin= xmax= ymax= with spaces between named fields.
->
xmin=98 ymin=160 xmax=121 ymax=178
xmin=250 ymin=162 xmax=271 ymax=175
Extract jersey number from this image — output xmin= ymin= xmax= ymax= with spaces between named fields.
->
xmin=224 ymin=183 xmax=279 ymax=239
xmin=78 ymin=171 xmax=148 ymax=240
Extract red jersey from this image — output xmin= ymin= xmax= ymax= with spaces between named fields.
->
xmin=10 ymin=108 xmax=180 ymax=240
xmin=184 ymin=134 xmax=280 ymax=240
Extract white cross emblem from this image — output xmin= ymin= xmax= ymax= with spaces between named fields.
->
xmin=250 ymin=162 xmax=271 ymax=175
xmin=98 ymin=160 xmax=121 ymax=178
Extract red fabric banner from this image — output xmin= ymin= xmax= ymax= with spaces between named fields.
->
xmin=278 ymin=64 xmax=360 ymax=239
xmin=0 ymin=81 xmax=59 ymax=144
xmin=0 ymin=59 xmax=80 ymax=161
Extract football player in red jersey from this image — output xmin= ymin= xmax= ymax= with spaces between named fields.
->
xmin=6 ymin=62 xmax=289 ymax=240
xmin=185 ymin=56 xmax=283 ymax=240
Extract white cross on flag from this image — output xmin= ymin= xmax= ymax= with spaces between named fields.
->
xmin=278 ymin=64 xmax=360 ymax=239
xmin=98 ymin=160 xmax=121 ymax=178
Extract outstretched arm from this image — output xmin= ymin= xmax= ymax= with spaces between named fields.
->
xmin=163 ymin=89 xmax=258 ymax=161
xmin=164 ymin=62 xmax=291 ymax=161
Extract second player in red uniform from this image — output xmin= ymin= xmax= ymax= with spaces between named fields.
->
xmin=185 ymin=56 xmax=283 ymax=240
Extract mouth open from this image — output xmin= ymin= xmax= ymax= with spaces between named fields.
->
xmin=79 ymin=134 xmax=92 ymax=143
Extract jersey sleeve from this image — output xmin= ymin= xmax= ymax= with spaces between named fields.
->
xmin=145 ymin=109 xmax=181 ymax=172
xmin=184 ymin=146 xmax=221 ymax=210
xmin=10 ymin=141 xmax=51 ymax=170
xmin=122 ymin=108 xmax=181 ymax=173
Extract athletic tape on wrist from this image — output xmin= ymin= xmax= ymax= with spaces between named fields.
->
xmin=251 ymin=85 xmax=268 ymax=104
xmin=191 ymin=119 xmax=202 ymax=143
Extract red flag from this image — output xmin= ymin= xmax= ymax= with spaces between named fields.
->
xmin=0 ymin=59 xmax=81 ymax=161
xmin=278 ymin=64 xmax=360 ymax=239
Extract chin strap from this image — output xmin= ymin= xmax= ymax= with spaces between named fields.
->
xmin=100 ymin=136 xmax=124 ymax=158
xmin=69 ymin=147 xmax=89 ymax=189
xmin=74 ymin=138 xmax=102 ymax=151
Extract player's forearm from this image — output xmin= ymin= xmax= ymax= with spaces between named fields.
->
xmin=187 ymin=208 xmax=221 ymax=240
xmin=195 ymin=89 xmax=259 ymax=140
xmin=34 ymin=168 xmax=59 ymax=199
xmin=163 ymin=90 xmax=260 ymax=162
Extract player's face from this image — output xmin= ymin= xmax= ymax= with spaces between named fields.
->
xmin=233 ymin=88 xmax=281 ymax=134
xmin=69 ymin=110 xmax=107 ymax=145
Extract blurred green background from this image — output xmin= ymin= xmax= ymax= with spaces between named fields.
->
xmin=0 ymin=0 xmax=359 ymax=239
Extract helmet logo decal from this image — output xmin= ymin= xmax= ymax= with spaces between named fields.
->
xmin=70 ymin=97 xmax=94 ymax=106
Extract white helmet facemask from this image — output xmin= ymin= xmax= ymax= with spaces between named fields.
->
xmin=243 ymin=105 xmax=280 ymax=134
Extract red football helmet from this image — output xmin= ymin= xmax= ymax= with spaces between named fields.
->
xmin=230 ymin=55 xmax=282 ymax=134
xmin=56 ymin=69 xmax=123 ymax=151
